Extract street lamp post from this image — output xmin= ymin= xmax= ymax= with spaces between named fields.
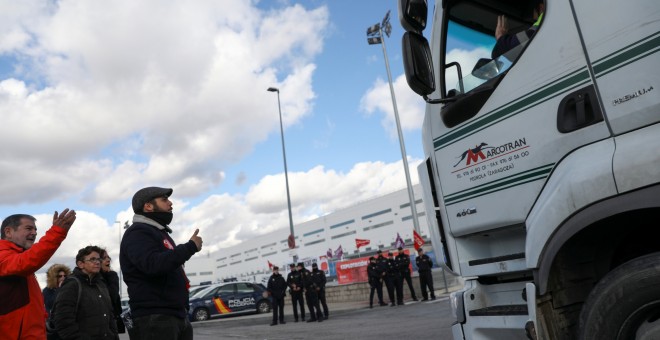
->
xmin=367 ymin=10 xmax=421 ymax=233
xmin=267 ymin=87 xmax=296 ymax=249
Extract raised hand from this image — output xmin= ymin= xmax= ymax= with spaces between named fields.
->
xmin=190 ymin=229 xmax=203 ymax=251
xmin=52 ymin=209 xmax=76 ymax=231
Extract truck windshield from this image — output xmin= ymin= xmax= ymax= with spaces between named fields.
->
xmin=445 ymin=20 xmax=513 ymax=95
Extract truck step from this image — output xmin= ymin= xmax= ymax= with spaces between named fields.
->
xmin=468 ymin=252 xmax=525 ymax=266
xmin=469 ymin=304 xmax=528 ymax=316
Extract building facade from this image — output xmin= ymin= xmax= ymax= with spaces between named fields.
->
xmin=185 ymin=184 xmax=430 ymax=285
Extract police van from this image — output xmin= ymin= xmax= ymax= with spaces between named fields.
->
xmin=398 ymin=0 xmax=659 ymax=338
xmin=188 ymin=281 xmax=272 ymax=322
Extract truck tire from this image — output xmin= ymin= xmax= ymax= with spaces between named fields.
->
xmin=579 ymin=252 xmax=660 ymax=340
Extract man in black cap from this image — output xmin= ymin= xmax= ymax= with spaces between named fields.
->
xmin=395 ymin=247 xmax=418 ymax=301
xmin=385 ymin=252 xmax=401 ymax=306
xmin=310 ymin=262 xmax=329 ymax=319
xmin=267 ymin=266 xmax=287 ymax=326
xmin=416 ymin=248 xmax=436 ymax=301
xmin=120 ymin=187 xmax=203 ymax=340
xmin=375 ymin=250 xmax=390 ymax=306
xmin=301 ymin=263 xmax=323 ymax=322
xmin=367 ymin=256 xmax=385 ymax=308
xmin=286 ymin=263 xmax=305 ymax=322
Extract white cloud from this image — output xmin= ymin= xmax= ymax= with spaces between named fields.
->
xmin=34 ymin=156 xmax=421 ymax=290
xmin=359 ymin=74 xmax=426 ymax=138
xmin=0 ymin=1 xmax=329 ymax=204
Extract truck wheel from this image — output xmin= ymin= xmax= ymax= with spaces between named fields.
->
xmin=579 ymin=252 xmax=660 ymax=340
xmin=193 ymin=308 xmax=210 ymax=322
xmin=257 ymin=300 xmax=271 ymax=314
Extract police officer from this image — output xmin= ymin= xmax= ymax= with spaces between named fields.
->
xmin=376 ymin=250 xmax=394 ymax=306
xmin=416 ymin=248 xmax=436 ymax=300
xmin=395 ymin=247 xmax=418 ymax=301
xmin=286 ymin=263 xmax=305 ymax=322
xmin=367 ymin=256 xmax=385 ymax=308
xmin=310 ymin=262 xmax=329 ymax=320
xmin=387 ymin=251 xmax=403 ymax=306
xmin=301 ymin=263 xmax=323 ymax=322
xmin=267 ymin=266 xmax=287 ymax=326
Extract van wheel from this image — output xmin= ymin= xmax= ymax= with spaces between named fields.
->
xmin=579 ymin=252 xmax=660 ymax=339
xmin=193 ymin=308 xmax=210 ymax=322
xmin=257 ymin=300 xmax=271 ymax=314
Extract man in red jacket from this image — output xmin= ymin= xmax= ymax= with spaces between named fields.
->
xmin=0 ymin=209 xmax=77 ymax=339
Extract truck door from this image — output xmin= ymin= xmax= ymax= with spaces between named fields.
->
xmin=570 ymin=0 xmax=659 ymax=136
xmin=431 ymin=0 xmax=613 ymax=275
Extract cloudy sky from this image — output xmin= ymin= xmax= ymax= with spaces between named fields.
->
xmin=0 ymin=0 xmax=444 ymax=280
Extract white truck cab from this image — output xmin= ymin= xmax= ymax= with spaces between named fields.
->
xmin=399 ymin=0 xmax=660 ymax=338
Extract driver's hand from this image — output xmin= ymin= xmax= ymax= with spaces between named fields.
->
xmin=495 ymin=15 xmax=508 ymax=40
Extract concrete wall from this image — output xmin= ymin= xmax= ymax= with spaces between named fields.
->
xmin=324 ymin=269 xmax=463 ymax=303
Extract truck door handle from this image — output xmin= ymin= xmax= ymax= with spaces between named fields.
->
xmin=557 ymin=85 xmax=603 ymax=133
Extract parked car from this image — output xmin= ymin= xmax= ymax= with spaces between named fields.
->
xmin=188 ymin=281 xmax=271 ymax=322
xmin=189 ymin=285 xmax=210 ymax=298
xmin=120 ymin=297 xmax=129 ymax=313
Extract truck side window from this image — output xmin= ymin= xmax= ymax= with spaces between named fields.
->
xmin=443 ymin=0 xmax=543 ymax=96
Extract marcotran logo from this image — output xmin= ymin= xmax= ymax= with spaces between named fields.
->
xmin=453 ymin=139 xmax=527 ymax=168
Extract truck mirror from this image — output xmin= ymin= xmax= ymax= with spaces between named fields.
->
xmin=402 ymin=31 xmax=435 ymax=96
xmin=399 ymin=0 xmax=428 ymax=32
xmin=471 ymin=58 xmax=504 ymax=80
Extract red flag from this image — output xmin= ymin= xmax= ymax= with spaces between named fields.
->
xmin=267 ymin=260 xmax=273 ymax=269
xmin=355 ymin=238 xmax=370 ymax=248
xmin=413 ymin=229 xmax=425 ymax=250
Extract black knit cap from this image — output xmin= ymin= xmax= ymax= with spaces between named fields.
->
xmin=132 ymin=187 xmax=173 ymax=213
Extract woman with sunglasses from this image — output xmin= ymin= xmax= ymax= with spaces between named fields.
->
xmin=42 ymin=264 xmax=71 ymax=317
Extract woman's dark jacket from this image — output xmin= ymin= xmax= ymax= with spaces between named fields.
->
xmin=52 ymin=268 xmax=118 ymax=340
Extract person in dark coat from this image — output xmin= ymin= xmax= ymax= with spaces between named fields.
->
xmin=310 ymin=263 xmax=329 ymax=319
xmin=100 ymin=248 xmax=125 ymax=334
xmin=286 ymin=263 xmax=305 ymax=322
xmin=367 ymin=257 xmax=385 ymax=308
xmin=395 ymin=247 xmax=418 ymax=301
xmin=42 ymin=263 xmax=71 ymax=317
xmin=53 ymin=245 xmax=118 ymax=339
xmin=120 ymin=187 xmax=203 ymax=340
xmin=301 ymin=264 xmax=323 ymax=322
xmin=387 ymin=252 xmax=403 ymax=306
xmin=416 ymin=248 xmax=436 ymax=300
xmin=375 ymin=250 xmax=391 ymax=305
xmin=267 ymin=266 xmax=287 ymax=326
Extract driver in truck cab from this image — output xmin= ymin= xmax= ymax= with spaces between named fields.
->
xmin=492 ymin=0 xmax=545 ymax=60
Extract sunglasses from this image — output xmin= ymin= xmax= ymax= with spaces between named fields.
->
xmin=57 ymin=274 xmax=66 ymax=278
xmin=84 ymin=257 xmax=102 ymax=263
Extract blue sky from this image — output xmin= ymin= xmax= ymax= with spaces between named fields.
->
xmin=0 ymin=0 xmax=431 ymax=269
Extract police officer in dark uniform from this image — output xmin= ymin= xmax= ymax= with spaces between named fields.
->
xmin=301 ymin=263 xmax=323 ymax=322
xmin=267 ymin=266 xmax=287 ymax=326
xmin=395 ymin=247 xmax=418 ymax=301
xmin=387 ymin=251 xmax=403 ymax=306
xmin=376 ymin=250 xmax=394 ymax=306
xmin=416 ymin=248 xmax=436 ymax=300
xmin=310 ymin=263 xmax=329 ymax=320
xmin=367 ymin=256 xmax=386 ymax=308
xmin=286 ymin=263 xmax=305 ymax=322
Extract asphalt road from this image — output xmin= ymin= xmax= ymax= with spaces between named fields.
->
xmin=119 ymin=297 xmax=455 ymax=340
